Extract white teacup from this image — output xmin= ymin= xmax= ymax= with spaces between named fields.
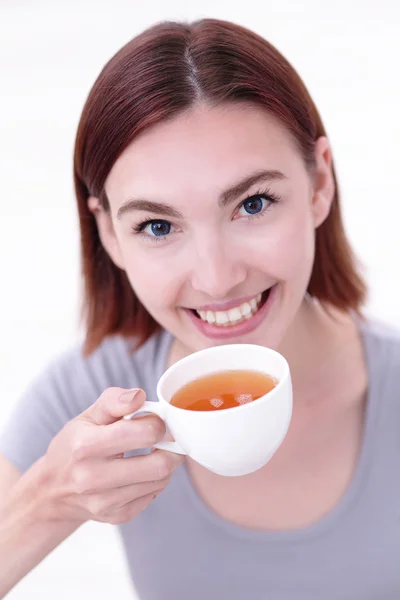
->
xmin=126 ymin=344 xmax=292 ymax=476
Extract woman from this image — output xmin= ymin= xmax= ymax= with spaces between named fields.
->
xmin=1 ymin=18 xmax=399 ymax=600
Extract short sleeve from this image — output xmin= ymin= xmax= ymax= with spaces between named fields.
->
xmin=0 ymin=335 xmax=141 ymax=473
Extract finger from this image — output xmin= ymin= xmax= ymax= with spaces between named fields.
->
xmin=86 ymin=476 xmax=170 ymax=516
xmin=75 ymin=450 xmax=184 ymax=492
xmin=82 ymin=387 xmax=146 ymax=426
xmin=87 ymin=415 xmax=166 ymax=457
xmin=104 ymin=451 xmax=184 ymax=488
xmin=104 ymin=491 xmax=159 ymax=525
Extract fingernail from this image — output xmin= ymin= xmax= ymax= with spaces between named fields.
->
xmin=120 ymin=389 xmax=140 ymax=403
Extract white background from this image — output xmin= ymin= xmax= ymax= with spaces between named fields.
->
xmin=0 ymin=0 xmax=399 ymax=598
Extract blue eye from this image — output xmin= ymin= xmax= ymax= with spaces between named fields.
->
xmin=149 ymin=220 xmax=171 ymax=236
xmin=242 ymin=195 xmax=265 ymax=215
xmin=133 ymin=218 xmax=174 ymax=242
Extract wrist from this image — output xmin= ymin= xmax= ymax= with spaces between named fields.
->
xmin=0 ymin=458 xmax=82 ymax=597
xmin=10 ymin=456 xmax=84 ymax=532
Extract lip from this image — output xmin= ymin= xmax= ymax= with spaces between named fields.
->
xmin=184 ymin=285 xmax=277 ymax=340
xmin=190 ymin=292 xmax=264 ymax=313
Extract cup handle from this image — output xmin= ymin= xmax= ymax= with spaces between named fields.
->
xmin=124 ymin=401 xmax=186 ymax=455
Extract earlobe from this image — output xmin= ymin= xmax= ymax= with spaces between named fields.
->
xmin=312 ymin=137 xmax=335 ymax=228
xmin=87 ymin=196 xmax=125 ymax=270
xmin=88 ymin=196 xmax=101 ymax=214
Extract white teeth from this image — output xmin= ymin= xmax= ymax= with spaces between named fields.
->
xmin=195 ymin=291 xmax=267 ymax=327
xmin=227 ymin=307 xmax=242 ymax=323
xmin=249 ymin=298 xmax=257 ymax=311
xmin=240 ymin=302 xmax=252 ymax=317
xmin=206 ymin=310 xmax=216 ymax=324
xmin=215 ymin=311 xmax=229 ymax=325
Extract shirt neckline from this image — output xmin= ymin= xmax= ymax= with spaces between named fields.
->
xmin=168 ymin=320 xmax=383 ymax=543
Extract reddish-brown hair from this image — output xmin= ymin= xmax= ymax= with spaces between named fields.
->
xmin=73 ymin=18 xmax=366 ymax=354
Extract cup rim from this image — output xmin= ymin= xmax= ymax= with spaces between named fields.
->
xmin=156 ymin=343 xmax=290 ymax=416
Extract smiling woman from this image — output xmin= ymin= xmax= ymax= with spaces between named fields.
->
xmin=93 ymin=103 xmax=326 ymax=350
xmin=2 ymin=17 xmax=400 ymax=600
xmin=75 ymin=20 xmax=365 ymax=354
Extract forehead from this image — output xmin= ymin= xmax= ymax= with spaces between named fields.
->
xmin=105 ymin=103 xmax=303 ymax=205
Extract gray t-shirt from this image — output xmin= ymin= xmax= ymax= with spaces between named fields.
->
xmin=1 ymin=319 xmax=400 ymax=599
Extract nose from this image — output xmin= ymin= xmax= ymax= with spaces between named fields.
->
xmin=190 ymin=236 xmax=247 ymax=299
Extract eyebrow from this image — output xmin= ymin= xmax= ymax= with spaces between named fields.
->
xmin=116 ymin=169 xmax=286 ymax=220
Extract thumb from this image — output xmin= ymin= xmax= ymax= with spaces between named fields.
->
xmin=83 ymin=387 xmax=147 ymax=426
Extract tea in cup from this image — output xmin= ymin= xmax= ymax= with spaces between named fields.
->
xmin=126 ymin=344 xmax=292 ymax=476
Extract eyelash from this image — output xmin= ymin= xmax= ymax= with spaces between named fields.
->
xmin=132 ymin=188 xmax=281 ymax=243
xmin=240 ymin=187 xmax=281 ymax=220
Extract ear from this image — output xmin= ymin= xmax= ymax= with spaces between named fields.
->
xmin=311 ymin=136 xmax=335 ymax=228
xmin=87 ymin=196 xmax=125 ymax=270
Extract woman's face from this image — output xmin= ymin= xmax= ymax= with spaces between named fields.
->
xmin=96 ymin=103 xmax=333 ymax=353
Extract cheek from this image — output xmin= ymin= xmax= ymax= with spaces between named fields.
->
xmin=248 ymin=205 xmax=315 ymax=279
xmin=282 ymin=210 xmax=316 ymax=281
xmin=120 ymin=245 xmax=182 ymax=309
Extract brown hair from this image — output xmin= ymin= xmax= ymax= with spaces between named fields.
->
xmin=73 ymin=18 xmax=367 ymax=354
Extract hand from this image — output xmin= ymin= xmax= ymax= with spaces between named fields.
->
xmin=41 ymin=388 xmax=184 ymax=525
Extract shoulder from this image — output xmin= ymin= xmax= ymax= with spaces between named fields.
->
xmin=360 ymin=317 xmax=400 ymax=400
xmin=361 ymin=317 xmax=400 ymax=362
xmin=45 ymin=328 xmax=172 ymax=404
xmin=0 ymin=330 xmax=171 ymax=472
xmin=23 ymin=328 xmax=172 ymax=423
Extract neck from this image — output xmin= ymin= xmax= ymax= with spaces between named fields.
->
xmin=278 ymin=297 xmax=363 ymax=400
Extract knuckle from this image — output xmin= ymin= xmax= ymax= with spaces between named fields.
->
xmin=70 ymin=433 xmax=93 ymax=462
xmin=144 ymin=418 xmax=165 ymax=445
xmin=107 ymin=514 xmax=121 ymax=525
xmin=107 ymin=493 xmax=156 ymax=525
xmin=71 ymin=466 xmax=95 ymax=494
xmin=99 ymin=386 xmax=125 ymax=408
xmin=108 ymin=509 xmax=130 ymax=525
xmin=99 ymin=386 xmax=121 ymax=401
xmin=71 ymin=440 xmax=86 ymax=462
xmin=93 ymin=387 xmax=121 ymax=417
xmin=87 ymin=497 xmax=108 ymax=518
xmin=153 ymin=452 xmax=173 ymax=480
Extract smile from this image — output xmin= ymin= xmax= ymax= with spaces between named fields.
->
xmin=195 ymin=292 xmax=264 ymax=327
xmin=185 ymin=287 xmax=275 ymax=340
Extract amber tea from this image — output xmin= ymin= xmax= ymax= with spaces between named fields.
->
xmin=170 ymin=370 xmax=278 ymax=412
